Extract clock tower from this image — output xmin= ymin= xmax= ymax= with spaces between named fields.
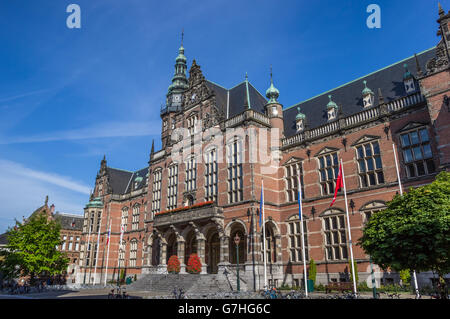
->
xmin=161 ymin=33 xmax=189 ymax=146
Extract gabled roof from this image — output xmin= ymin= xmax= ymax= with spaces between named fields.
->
xmin=107 ymin=166 xmax=148 ymax=195
xmin=205 ymin=80 xmax=268 ymax=119
xmin=53 ymin=213 xmax=84 ymax=231
xmin=283 ymin=47 xmax=436 ymax=138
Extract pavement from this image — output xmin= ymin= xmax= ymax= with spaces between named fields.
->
xmin=0 ymin=288 xmax=428 ymax=299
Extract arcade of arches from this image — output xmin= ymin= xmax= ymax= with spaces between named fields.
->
xmin=145 ymin=220 xmax=280 ymax=274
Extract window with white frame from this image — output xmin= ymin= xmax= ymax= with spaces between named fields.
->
xmin=119 ymin=241 xmax=126 ymax=267
xmin=132 ymin=205 xmax=140 ymax=230
xmin=227 ymin=139 xmax=243 ymax=203
xmin=187 ymin=114 xmax=198 ymax=135
xmin=151 ymin=169 xmax=162 ymax=214
xmin=185 ymin=157 xmax=197 ymax=192
xmin=96 ymin=211 xmax=101 ymax=232
xmin=167 ymin=165 xmax=178 ymax=210
xmin=400 ymin=127 xmax=435 ymax=178
xmin=287 ymin=216 xmax=309 ymax=262
xmin=318 ymin=152 xmax=339 ymax=196
xmin=360 ymin=201 xmax=387 ymax=224
xmin=285 ymin=161 xmax=305 ymax=202
xmin=129 ymin=240 xmax=138 ymax=267
xmin=61 ymin=235 xmax=67 ymax=250
xmin=205 ymin=148 xmax=218 ymax=202
xmin=68 ymin=237 xmax=73 ymax=251
xmin=121 ymin=207 xmax=128 ymax=232
xmin=323 ymin=211 xmax=348 ymax=261
xmin=355 ymin=140 xmax=384 ymax=187
xmin=90 ymin=212 xmax=95 ymax=232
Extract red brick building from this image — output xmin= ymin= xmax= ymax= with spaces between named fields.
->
xmin=78 ymin=7 xmax=450 ymax=289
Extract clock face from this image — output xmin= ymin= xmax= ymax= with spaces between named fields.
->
xmin=172 ymin=94 xmax=181 ymax=102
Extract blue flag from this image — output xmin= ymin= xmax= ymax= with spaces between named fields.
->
xmin=298 ymin=175 xmax=302 ymax=221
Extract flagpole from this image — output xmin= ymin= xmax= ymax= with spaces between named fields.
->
xmin=340 ymin=159 xmax=358 ymax=296
xmin=83 ymin=220 xmax=92 ymax=284
xmin=297 ymin=171 xmax=308 ymax=297
xmin=262 ymin=179 xmax=267 ymax=290
xmin=93 ymin=212 xmax=102 ymax=285
xmin=393 ymin=144 xmax=420 ymax=298
xmin=104 ymin=219 xmax=111 ymax=286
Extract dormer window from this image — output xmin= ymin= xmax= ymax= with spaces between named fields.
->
xmin=295 ymin=107 xmax=306 ymax=132
xmin=362 ymin=80 xmax=375 ymax=108
xmin=327 ymin=95 xmax=338 ymax=121
xmin=403 ymin=64 xmax=416 ymax=94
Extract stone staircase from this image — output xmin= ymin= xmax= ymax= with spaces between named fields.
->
xmin=127 ymin=272 xmax=248 ymax=294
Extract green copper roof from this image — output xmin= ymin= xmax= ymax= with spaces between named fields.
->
xmin=85 ymin=197 xmax=103 ymax=208
xmin=362 ymin=80 xmax=374 ymax=96
xmin=327 ymin=95 xmax=338 ymax=109
xmin=296 ymin=106 xmax=305 ymax=120
xmin=265 ymin=70 xmax=280 ymax=104
xmin=403 ymin=63 xmax=413 ymax=80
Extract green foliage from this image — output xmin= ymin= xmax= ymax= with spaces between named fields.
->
xmin=314 ymin=283 xmax=325 ymax=291
xmin=358 ymin=172 xmax=450 ymax=279
xmin=348 ymin=260 xmax=359 ymax=283
xmin=120 ymin=269 xmax=125 ymax=282
xmin=308 ymin=259 xmax=317 ymax=284
xmin=399 ymin=269 xmax=411 ymax=286
xmin=357 ymin=281 xmax=372 ymax=292
xmin=0 ymin=212 xmax=68 ymax=280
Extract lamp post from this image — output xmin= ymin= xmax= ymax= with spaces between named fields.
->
xmin=234 ymin=233 xmax=241 ymax=292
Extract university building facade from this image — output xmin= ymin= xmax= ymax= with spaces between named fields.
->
xmin=77 ymin=7 xmax=450 ymax=289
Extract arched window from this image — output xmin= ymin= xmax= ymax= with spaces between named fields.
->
xmin=119 ymin=240 xmax=126 ymax=268
xmin=167 ymin=164 xmax=178 ymax=210
xmin=321 ymin=209 xmax=348 ymax=261
xmin=287 ymin=215 xmax=308 ymax=262
xmin=129 ymin=239 xmax=138 ymax=267
xmin=152 ymin=169 xmax=162 ymax=214
xmin=121 ymin=207 xmax=129 ymax=232
xmin=360 ymin=201 xmax=387 ymax=224
xmin=132 ymin=205 xmax=140 ymax=230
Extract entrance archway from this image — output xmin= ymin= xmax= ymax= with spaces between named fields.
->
xmin=206 ymin=231 xmax=220 ymax=274
xmin=166 ymin=233 xmax=178 ymax=263
xmin=184 ymin=230 xmax=198 ymax=265
xmin=229 ymin=224 xmax=247 ymax=264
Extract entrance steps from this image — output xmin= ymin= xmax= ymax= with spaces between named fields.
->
xmin=127 ymin=272 xmax=248 ymax=294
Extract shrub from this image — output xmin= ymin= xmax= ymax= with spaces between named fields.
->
xmin=357 ymin=281 xmax=372 ymax=292
xmin=308 ymin=259 xmax=317 ymax=285
xmin=187 ymin=254 xmax=202 ymax=274
xmin=348 ymin=260 xmax=359 ymax=283
xmin=167 ymin=255 xmax=181 ymax=274
xmin=314 ymin=284 xmax=325 ymax=292
xmin=399 ymin=269 xmax=411 ymax=286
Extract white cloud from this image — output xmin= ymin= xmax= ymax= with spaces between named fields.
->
xmin=0 ymin=120 xmax=161 ymax=145
xmin=0 ymin=159 xmax=89 ymax=233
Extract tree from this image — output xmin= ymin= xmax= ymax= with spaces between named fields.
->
xmin=358 ymin=172 xmax=450 ymax=298
xmin=399 ymin=269 xmax=411 ymax=287
xmin=0 ymin=212 xmax=68 ymax=284
xmin=308 ymin=259 xmax=317 ymax=285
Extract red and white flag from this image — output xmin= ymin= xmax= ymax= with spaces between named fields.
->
xmin=330 ymin=163 xmax=343 ymax=207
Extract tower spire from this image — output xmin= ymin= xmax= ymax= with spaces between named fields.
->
xmin=265 ymin=66 xmax=280 ymax=104
xmin=439 ymin=2 xmax=445 ymax=17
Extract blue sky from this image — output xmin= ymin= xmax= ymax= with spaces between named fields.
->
xmin=0 ymin=0 xmax=445 ymax=232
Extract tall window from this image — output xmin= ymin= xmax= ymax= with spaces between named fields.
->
xmin=132 ymin=205 xmax=140 ymax=230
xmin=68 ymin=237 xmax=73 ymax=251
xmin=318 ymin=152 xmax=339 ymax=196
xmin=61 ymin=235 xmax=67 ymax=250
xmin=119 ymin=241 xmax=126 ymax=267
xmin=227 ymin=139 xmax=243 ymax=203
xmin=151 ymin=169 xmax=162 ymax=214
xmin=89 ymin=212 xmax=95 ymax=232
xmin=96 ymin=211 xmax=101 ymax=231
xmin=356 ymin=141 xmax=384 ymax=187
xmin=167 ymin=165 xmax=178 ymax=210
xmin=187 ymin=114 xmax=198 ymax=135
xmin=400 ymin=127 xmax=435 ymax=178
xmin=185 ymin=157 xmax=197 ymax=192
xmin=121 ymin=207 xmax=128 ymax=232
xmin=75 ymin=237 xmax=80 ymax=251
xmin=323 ymin=212 xmax=348 ymax=261
xmin=285 ymin=161 xmax=305 ymax=202
xmin=129 ymin=240 xmax=138 ymax=267
xmin=287 ymin=216 xmax=308 ymax=262
xmin=205 ymin=149 xmax=218 ymax=202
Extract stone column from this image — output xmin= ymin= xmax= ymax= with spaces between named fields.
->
xmin=197 ymin=238 xmax=207 ymax=274
xmin=177 ymin=239 xmax=186 ymax=274
xmin=158 ymin=240 xmax=168 ymax=274
xmin=218 ymin=235 xmax=231 ymax=274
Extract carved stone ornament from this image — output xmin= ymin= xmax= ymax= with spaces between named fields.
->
xmin=426 ymin=41 xmax=449 ymax=74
